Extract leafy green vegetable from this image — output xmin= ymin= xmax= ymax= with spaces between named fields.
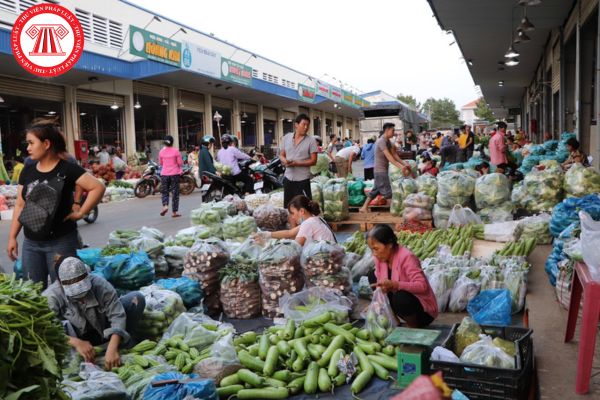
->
xmin=564 ymin=163 xmax=600 ymax=197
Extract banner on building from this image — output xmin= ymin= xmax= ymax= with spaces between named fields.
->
xmin=298 ymin=84 xmax=316 ymax=103
xmin=342 ymin=90 xmax=354 ymax=106
xmin=220 ymin=58 xmax=252 ymax=87
xmin=330 ymin=87 xmax=342 ymax=102
xmin=129 ymin=25 xmax=181 ymax=67
xmin=181 ymin=42 xmax=221 ymax=78
xmin=316 ymin=81 xmax=330 ymax=98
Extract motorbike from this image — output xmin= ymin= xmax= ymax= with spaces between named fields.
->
xmin=134 ymin=161 xmax=197 ymax=198
xmin=201 ymin=159 xmax=264 ymax=202
xmin=259 ymin=157 xmax=285 ymax=193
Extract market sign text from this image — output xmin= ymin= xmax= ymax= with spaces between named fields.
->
xmin=221 ymin=58 xmax=252 ymax=87
xmin=129 ymin=25 xmax=181 ymax=67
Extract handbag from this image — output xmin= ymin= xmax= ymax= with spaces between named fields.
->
xmin=19 ymin=163 xmax=67 ymax=236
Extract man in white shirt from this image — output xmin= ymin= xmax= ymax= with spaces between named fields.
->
xmin=334 ymin=144 xmax=361 ymax=178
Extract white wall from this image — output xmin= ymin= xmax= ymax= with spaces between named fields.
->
xmin=461 ymin=109 xmax=475 ymax=125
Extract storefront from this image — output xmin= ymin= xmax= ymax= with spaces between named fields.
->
xmin=212 ymin=97 xmax=233 ymax=146
xmin=77 ymin=89 xmax=125 ymax=151
xmin=177 ymin=90 xmax=205 ymax=151
xmin=133 ymin=82 xmax=169 ymax=153
xmin=263 ymin=107 xmax=277 ymax=147
xmin=282 ymin=110 xmax=295 ymax=137
xmin=240 ymin=103 xmax=258 ymax=147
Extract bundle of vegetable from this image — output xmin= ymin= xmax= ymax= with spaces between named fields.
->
xmin=100 ymin=244 xmax=130 ymax=257
xmin=219 ymin=311 xmax=400 ymax=398
xmin=494 ymin=238 xmax=537 ymax=257
xmin=222 ymin=214 xmax=257 ymax=242
xmin=514 ymin=213 xmax=552 ymax=244
xmin=522 ymin=165 xmax=564 ymax=213
xmin=301 ymin=241 xmax=345 ymax=279
xmin=478 ymin=202 xmax=514 ymax=224
xmin=396 ymin=225 xmax=474 ymax=259
xmin=436 ymin=170 xmax=476 ymax=208
xmin=108 ymin=229 xmax=141 ymax=246
xmin=416 ymin=174 xmax=438 ymax=199
xmin=0 ymin=275 xmax=69 ymax=400
xmin=253 ymin=204 xmax=289 ymax=231
xmin=172 ymin=226 xmax=212 ymax=247
xmin=474 ymin=173 xmax=510 ymax=209
xmin=343 ymin=231 xmax=367 ymax=256
xmin=183 ymin=239 xmax=230 ymax=315
xmin=109 ymin=179 xmax=134 ymax=189
xmin=215 ymin=161 xmax=233 ymax=176
xmin=348 ymin=180 xmax=366 ymax=207
xmin=323 ymin=179 xmax=349 ymax=222
xmin=137 ymin=286 xmax=186 ymax=340
xmin=92 ymin=252 xmax=155 ymax=290
xmin=245 ymin=193 xmax=271 ymax=211
xmin=156 ymin=277 xmax=203 ymax=308
xmin=269 ymin=191 xmax=285 ymax=209
xmin=311 ymin=182 xmax=323 ymax=211
xmin=258 ymin=240 xmax=304 ymax=318
xmin=190 ymin=207 xmax=224 ymax=238
xmin=223 ymin=194 xmax=249 ymax=214
xmin=310 ymin=153 xmax=330 ymax=175
xmin=564 ymin=163 xmax=600 ymax=197
xmin=448 ymin=269 xmax=482 ymax=312
xmin=503 ymin=265 xmax=528 ymax=313
xmin=459 ymin=336 xmax=515 ymax=369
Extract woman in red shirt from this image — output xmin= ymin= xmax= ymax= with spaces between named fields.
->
xmin=367 ymin=224 xmax=438 ymax=328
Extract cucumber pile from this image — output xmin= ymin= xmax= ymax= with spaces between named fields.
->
xmin=218 ymin=311 xmax=399 ymax=399
xmin=396 ymin=225 xmax=475 ymax=259
xmin=494 ymin=238 xmax=538 ymax=257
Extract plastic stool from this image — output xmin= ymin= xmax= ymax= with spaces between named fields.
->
xmin=564 ymin=262 xmax=600 ymax=394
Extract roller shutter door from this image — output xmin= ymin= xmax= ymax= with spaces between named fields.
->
xmin=212 ymin=96 xmax=233 ymax=109
xmin=77 ymin=89 xmax=124 ymax=107
xmin=0 ymin=76 xmax=64 ymax=101
xmin=263 ymin=107 xmax=277 ymax=121
xmin=179 ymin=90 xmax=204 ymax=112
xmin=133 ymin=81 xmax=168 ymax=98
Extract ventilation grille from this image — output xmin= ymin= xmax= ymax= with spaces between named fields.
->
xmin=75 ymin=8 xmax=122 ymax=49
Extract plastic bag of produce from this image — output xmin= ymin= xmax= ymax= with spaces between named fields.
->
xmin=163 ymin=245 xmax=188 ymax=273
xmin=161 ymin=312 xmax=227 ymax=350
xmin=364 ymin=288 xmax=398 ymax=340
xmin=480 ymin=221 xmax=519 ymax=242
xmin=437 ymin=170 xmax=476 ymax=199
xmin=280 ymin=286 xmax=352 ymax=323
xmin=323 ymin=178 xmax=349 ymax=222
xmin=301 ymin=240 xmax=345 ymax=277
xmin=175 ymin=225 xmax=212 ymax=245
xmin=93 ymin=252 xmax=155 ymax=290
xmin=244 ymin=193 xmax=270 ymax=211
xmin=391 ymin=179 xmax=405 ymax=216
xmin=122 ymin=363 xmax=176 ymax=400
xmin=77 ymin=248 xmax=102 ymax=268
xmin=400 ymin=177 xmax=418 ymax=195
xmin=503 ymin=267 xmax=527 ymax=313
xmin=474 ymin=173 xmax=510 ymax=209
xmin=268 ymin=191 xmax=285 ymax=209
xmin=306 ymin=266 xmax=352 ymax=294
xmin=403 ymin=193 xmax=433 ymax=209
xmin=416 ymin=174 xmax=438 ymax=199
xmin=222 ymin=214 xmax=257 ymax=241
xmin=311 ymin=153 xmax=331 ymax=175
xmin=425 ymin=267 xmax=460 ymax=312
xmin=467 ymin=289 xmax=512 ymax=326
xmin=550 ymin=194 xmax=600 ymax=238
xmin=348 ymin=180 xmax=366 ymax=206
xmin=524 ymin=166 xmax=564 ymax=202
xmin=454 ymin=316 xmax=481 ymax=356
xmin=351 ymin=249 xmax=375 ymax=282
xmin=223 ymin=194 xmax=248 ymax=214
xmin=448 ymin=205 xmax=482 ymax=227
xmin=62 ymin=363 xmax=128 ymax=400
xmin=448 ymin=269 xmax=482 ymax=312
xmin=311 ymin=182 xmax=323 ymax=210
xmin=140 ymin=226 xmax=165 ymax=242
xmin=138 ymin=285 xmax=186 ymax=339
xmin=515 ymin=213 xmax=552 ymax=244
xmin=343 ymin=251 xmax=362 ymax=271
xmin=253 ymin=204 xmax=288 ymax=231
xmin=194 ymin=332 xmax=241 ymax=384
xmin=155 ymin=277 xmax=203 ymax=308
xmin=563 ymin=238 xmax=583 ymax=261
xmin=108 ymin=229 xmax=141 ymax=246
xmin=143 ymin=372 xmax=218 ymax=400
xmin=402 ymin=207 xmax=433 ymax=221
xmin=215 ymin=161 xmax=232 ymax=176
xmin=130 ymin=237 xmax=164 ymax=258
xmin=460 ymin=335 xmax=515 ymax=369
xmin=433 ymin=204 xmax=452 ymax=229
xmin=564 ymin=163 xmax=600 ymax=197
xmin=213 ymin=201 xmax=237 ymax=217
xmin=478 ymin=203 xmax=513 ymax=224
xmin=580 ymin=210 xmax=600 ymax=281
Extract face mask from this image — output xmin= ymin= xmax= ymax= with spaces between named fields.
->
xmin=68 ymin=291 xmax=89 ymax=300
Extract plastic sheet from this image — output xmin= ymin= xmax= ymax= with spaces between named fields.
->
xmin=403 ymin=193 xmax=433 ymax=210
xmin=140 ymin=226 xmax=165 ymax=242
xmin=77 ymin=248 xmax=102 ymax=268
xmin=350 ymin=249 xmax=375 ymax=282
xmin=193 ymin=332 xmax=241 ymax=384
xmin=62 ymin=363 xmax=127 ymax=400
xmin=467 ymin=289 xmax=512 ymax=326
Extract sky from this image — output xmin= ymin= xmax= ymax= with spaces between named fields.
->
xmin=128 ymin=0 xmax=479 ymax=110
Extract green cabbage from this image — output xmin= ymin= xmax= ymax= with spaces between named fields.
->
xmin=475 ymin=173 xmax=511 ymax=209
xmin=416 ymin=174 xmax=438 ymax=199
xmin=436 ymin=171 xmax=475 ymax=208
xmin=310 ymin=153 xmax=330 ymax=175
xmin=564 ymin=163 xmax=600 ymax=197
xmin=323 ymin=178 xmax=349 ymax=221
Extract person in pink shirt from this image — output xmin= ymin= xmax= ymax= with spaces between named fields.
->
xmin=489 ymin=121 xmax=508 ymax=166
xmin=366 ymin=224 xmax=438 ymax=328
xmin=158 ymin=135 xmax=183 ymax=217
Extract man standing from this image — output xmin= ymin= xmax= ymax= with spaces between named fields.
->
xmin=465 ymin=124 xmax=475 ymax=159
xmin=359 ymin=123 xmax=409 ymax=212
xmin=439 ymin=132 xmax=458 ymax=168
xmin=98 ymin=146 xmax=110 ymax=165
xmin=334 ymin=142 xmax=361 ymax=178
xmin=280 ymin=114 xmax=318 ymax=207
xmin=457 ymin=125 xmax=468 ymax=162
xmin=361 ymin=137 xmax=376 ymax=180
xmin=489 ymin=121 xmax=508 ymax=166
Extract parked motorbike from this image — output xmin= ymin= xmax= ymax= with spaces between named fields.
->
xmin=134 ymin=161 xmax=197 ymax=198
xmin=258 ymin=157 xmax=285 ymax=193
xmin=202 ymin=159 xmax=264 ymax=201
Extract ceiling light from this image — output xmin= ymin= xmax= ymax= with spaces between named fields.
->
xmin=242 ymin=112 xmax=248 ymax=119
xmin=498 ymin=81 xmax=504 ymax=87
xmin=505 ymin=58 xmax=520 ymax=67
xmin=47 ymin=111 xmax=56 ymax=115
xmin=467 ymin=59 xmax=473 ymax=66
xmin=160 ymin=98 xmax=168 ymax=106
xmin=134 ymin=100 xmax=141 ymax=109
xmin=505 ymin=45 xmax=520 ymax=58
xmin=515 ymin=30 xmax=531 ymax=43
xmin=0 ymin=95 xmax=4 ymax=103
xmin=518 ymin=0 xmax=542 ymax=5
xmin=110 ymin=102 xmax=119 ymax=110
xmin=80 ymin=112 xmax=86 ymax=116
xmin=519 ymin=16 xmax=535 ymax=32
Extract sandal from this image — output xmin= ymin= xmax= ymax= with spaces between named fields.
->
xmin=160 ymin=207 xmax=168 ymax=216
xmin=370 ymin=195 xmax=387 ymax=206
xmin=172 ymin=213 xmax=181 ymax=218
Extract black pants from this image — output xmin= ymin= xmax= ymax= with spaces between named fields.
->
xmin=161 ymin=175 xmax=180 ymax=212
xmin=439 ymin=147 xmax=457 ymax=169
xmin=283 ymin=177 xmax=312 ymax=208
xmin=364 ymin=168 xmax=374 ymax=181
xmin=368 ymin=271 xmax=434 ymax=328
xmin=229 ymin=171 xmax=254 ymax=194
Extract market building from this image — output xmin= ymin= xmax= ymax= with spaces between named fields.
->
xmin=428 ymin=0 xmax=600 ymax=169
xmin=0 ymin=0 xmax=369 ymax=159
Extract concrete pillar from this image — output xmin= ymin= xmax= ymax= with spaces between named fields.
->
xmin=320 ymin=110 xmax=327 ymax=142
xmin=64 ymin=86 xmax=78 ymax=154
xmin=204 ymin=93 xmax=213 ymax=137
xmin=308 ymin=108 xmax=315 ymax=136
xmin=277 ymin=108 xmax=284 ymax=144
xmin=332 ymin=114 xmax=338 ymax=137
xmin=233 ymin=99 xmax=241 ymax=143
xmin=342 ymin=117 xmax=348 ymax=139
xmin=257 ymin=104 xmax=265 ymax=146
xmin=168 ymin=86 xmax=179 ymax=149
xmin=123 ymin=93 xmax=136 ymax=157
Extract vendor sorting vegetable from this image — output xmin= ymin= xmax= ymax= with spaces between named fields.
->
xmin=366 ymin=224 xmax=438 ymax=328
xmin=253 ymin=195 xmax=335 ymax=246
xmin=43 ymin=256 xmax=145 ymax=370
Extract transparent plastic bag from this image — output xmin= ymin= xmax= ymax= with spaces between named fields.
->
xmin=467 ymin=289 xmax=512 ymax=326
xmin=433 ymin=204 xmax=451 ymax=229
xmin=140 ymin=226 xmax=165 ymax=242
xmin=363 ymin=288 xmax=398 ymax=340
xmin=130 ymin=237 xmax=164 ymax=258
xmin=460 ymin=335 xmax=515 ymax=369
xmin=244 ymin=193 xmax=270 ymax=211
xmin=222 ymin=215 xmax=257 ymax=242
xmin=515 ymin=213 xmax=552 ymax=245
xmin=402 ymin=207 xmax=432 ymax=221
xmin=323 ymin=178 xmax=349 ymax=222
xmin=252 ymin=204 xmax=288 ymax=231
xmin=93 ymin=252 xmax=155 ymax=290
xmin=280 ymin=286 xmax=352 ymax=323
xmin=448 ymin=269 xmax=482 ymax=312
xmin=268 ymin=191 xmax=285 ymax=209
xmin=403 ymin=192 xmax=433 ymax=209
xmin=139 ymin=286 xmax=186 ymax=338
xmin=62 ymin=363 xmax=127 ymax=400
xmin=448 ymin=205 xmax=482 ymax=227
xmin=425 ymin=267 xmax=460 ymax=312
xmin=161 ymin=312 xmax=228 ymax=350
xmin=454 ymin=316 xmax=482 ymax=356
xmin=580 ymin=210 xmax=600 ymax=281
xmin=478 ymin=203 xmax=514 ymax=224
xmin=416 ymin=174 xmax=438 ymax=199
xmin=155 ymin=277 xmax=203 ymax=308
xmin=474 ymin=173 xmax=511 ymax=209
xmin=350 ymin=249 xmax=375 ymax=282
xmin=301 ymin=240 xmax=345 ymax=277
xmin=223 ymin=194 xmax=249 ymax=214
xmin=482 ymin=221 xmax=519 ymax=242
xmin=193 ymin=332 xmax=241 ymax=383
xmin=108 ymin=229 xmax=141 ymax=246
xmin=503 ymin=267 xmax=527 ymax=314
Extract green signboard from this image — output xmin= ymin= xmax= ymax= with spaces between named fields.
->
xmin=298 ymin=84 xmax=316 ymax=103
xmin=342 ymin=90 xmax=354 ymax=106
xmin=220 ymin=58 xmax=252 ymax=87
xmin=129 ymin=25 xmax=181 ymax=67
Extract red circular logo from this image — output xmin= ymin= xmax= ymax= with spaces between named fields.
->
xmin=11 ymin=4 xmax=84 ymax=77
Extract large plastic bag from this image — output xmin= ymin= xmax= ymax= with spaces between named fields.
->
xmin=244 ymin=193 xmax=270 ymax=211
xmin=564 ymin=163 xmax=600 ymax=197
xmin=190 ymin=205 xmax=224 ymax=237
xmin=475 ymin=173 xmax=511 ymax=209
xmin=364 ymin=288 xmax=398 ymax=340
xmin=194 ymin=332 xmax=241 ymax=384
xmin=503 ymin=267 xmax=527 ymax=313
xmin=161 ymin=312 xmax=229 ymax=350
xmin=253 ymin=204 xmax=288 ymax=231
xmin=163 ymin=245 xmax=189 ymax=276
xmin=436 ymin=170 xmax=476 ymax=208
xmin=348 ymin=180 xmax=366 ymax=206
xmin=143 ymin=372 xmax=218 ymax=400
xmin=92 ymin=252 xmax=155 ymax=290
xmin=481 ymin=221 xmax=519 ymax=242
xmin=138 ymin=285 xmax=186 ymax=339
xmin=121 ymin=363 xmax=176 ymax=400
xmin=269 ymin=191 xmax=285 ymax=209
xmin=280 ymin=287 xmax=352 ymax=323
xmin=391 ymin=179 xmax=405 ymax=216
xmin=515 ymin=213 xmax=552 ymax=244
xmin=448 ymin=269 xmax=482 ymax=312
xmin=416 ymin=174 xmax=438 ymax=199
xmin=550 ymin=194 xmax=600 ymax=238
xmin=402 ymin=207 xmax=433 ymax=221
xmin=448 ymin=205 xmax=482 ymax=227
xmin=323 ymin=178 xmax=349 ymax=222
xmin=580 ymin=210 xmax=600 ymax=281
xmin=350 ymin=249 xmax=375 ymax=282
xmin=454 ymin=316 xmax=482 ymax=356
xmin=311 ymin=182 xmax=323 ymax=211
xmin=140 ymin=226 xmax=165 ymax=242
xmin=174 ymin=226 xmax=212 ymax=245
xmin=467 ymin=289 xmax=512 ymax=326
xmin=425 ymin=267 xmax=461 ymax=312
xmin=433 ymin=204 xmax=452 ymax=229
xmin=301 ymin=240 xmax=345 ymax=277
xmin=108 ymin=229 xmax=141 ymax=246
xmin=523 ymin=166 xmax=564 ymax=202
xmin=222 ymin=214 xmax=257 ymax=241
xmin=130 ymin=237 xmax=164 ymax=258
xmin=155 ymin=277 xmax=203 ymax=308
xmin=403 ymin=193 xmax=433 ymax=210
xmin=223 ymin=194 xmax=249 ymax=214
xmin=478 ymin=202 xmax=513 ymax=224
xmin=77 ymin=248 xmax=102 ymax=268
xmin=460 ymin=335 xmax=515 ymax=369
xmin=63 ymin=363 xmax=127 ymax=400
xmin=212 ymin=201 xmax=237 ymax=217
xmin=311 ymin=153 xmax=330 ymax=175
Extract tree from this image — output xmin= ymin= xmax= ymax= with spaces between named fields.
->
xmin=474 ymin=98 xmax=494 ymax=122
xmin=422 ymin=97 xmax=461 ymax=128
xmin=396 ymin=94 xmax=421 ymax=111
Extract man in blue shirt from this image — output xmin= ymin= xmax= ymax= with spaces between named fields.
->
xmin=361 ymin=137 xmax=376 ymax=180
